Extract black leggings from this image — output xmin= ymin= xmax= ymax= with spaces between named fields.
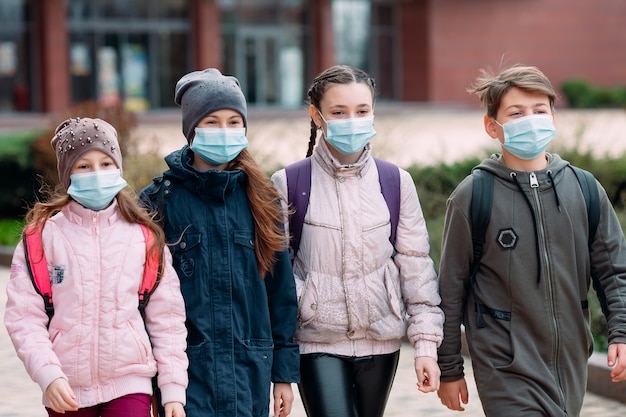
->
xmin=298 ymin=351 xmax=400 ymax=417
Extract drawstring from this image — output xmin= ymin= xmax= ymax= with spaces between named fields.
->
xmin=547 ymin=170 xmax=562 ymax=212
xmin=511 ymin=172 xmax=542 ymax=285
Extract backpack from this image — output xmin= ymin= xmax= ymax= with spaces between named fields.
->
xmin=22 ymin=223 xmax=163 ymax=325
xmin=469 ymin=165 xmax=608 ymax=327
xmin=285 ymin=157 xmax=401 ymax=258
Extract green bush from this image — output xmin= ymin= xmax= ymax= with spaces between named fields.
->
xmin=0 ymin=130 xmax=45 ymax=217
xmin=561 ymin=78 xmax=626 ymax=108
xmin=0 ymin=218 xmax=24 ymax=246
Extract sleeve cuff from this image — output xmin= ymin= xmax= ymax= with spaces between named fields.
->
xmin=159 ymin=383 xmax=187 ymax=406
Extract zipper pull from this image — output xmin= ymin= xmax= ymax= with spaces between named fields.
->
xmin=529 ymin=172 xmax=539 ymax=188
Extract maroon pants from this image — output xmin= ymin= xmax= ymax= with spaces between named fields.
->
xmin=47 ymin=393 xmax=151 ymax=417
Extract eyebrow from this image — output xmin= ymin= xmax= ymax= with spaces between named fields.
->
xmin=504 ymin=103 xmax=550 ymax=111
xmin=328 ymin=103 xmax=372 ymax=110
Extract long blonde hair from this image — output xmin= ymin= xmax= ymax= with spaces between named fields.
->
xmin=24 ymin=187 xmax=166 ymax=262
xmin=226 ymin=149 xmax=287 ymax=277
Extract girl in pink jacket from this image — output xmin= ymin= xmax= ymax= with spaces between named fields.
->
xmin=4 ymin=117 xmax=188 ymax=417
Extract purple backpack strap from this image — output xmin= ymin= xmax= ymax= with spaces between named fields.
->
xmin=285 ymin=157 xmax=312 ymax=258
xmin=286 ymin=157 xmax=401 ymax=259
xmin=374 ymin=158 xmax=401 ymax=246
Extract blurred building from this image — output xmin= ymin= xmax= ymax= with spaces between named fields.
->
xmin=0 ymin=0 xmax=625 ymax=113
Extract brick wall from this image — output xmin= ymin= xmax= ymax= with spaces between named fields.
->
xmin=421 ymin=0 xmax=626 ymax=107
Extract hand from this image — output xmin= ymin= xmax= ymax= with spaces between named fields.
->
xmin=44 ymin=377 xmax=79 ymax=413
xmin=414 ymin=356 xmax=441 ymax=393
xmin=164 ymin=401 xmax=186 ymax=417
xmin=437 ymin=378 xmax=469 ymax=411
xmin=608 ymin=343 xmax=626 ymax=382
xmin=272 ymin=382 xmax=294 ymax=417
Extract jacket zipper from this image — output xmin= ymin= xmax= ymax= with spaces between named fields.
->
xmin=91 ymin=211 xmax=101 ymax=387
xmin=529 ymin=172 xmax=566 ymax=408
xmin=335 ymin=176 xmax=355 ymax=348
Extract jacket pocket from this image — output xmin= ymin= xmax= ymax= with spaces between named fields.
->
xmin=169 ymin=227 xmax=201 ymax=280
xmin=367 ymin=264 xmax=406 ymax=340
xmin=233 ymin=229 xmax=256 ymax=278
xmin=383 ymin=263 xmax=404 ymax=320
xmin=297 ymin=272 xmax=319 ymax=327
xmin=126 ymin=320 xmax=150 ymax=365
xmin=236 ymin=339 xmax=273 ymax=417
xmin=297 ymin=273 xmax=350 ymax=343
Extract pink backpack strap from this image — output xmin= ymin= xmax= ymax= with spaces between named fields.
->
xmin=23 ymin=224 xmax=54 ymax=322
xmin=138 ymin=224 xmax=163 ymax=313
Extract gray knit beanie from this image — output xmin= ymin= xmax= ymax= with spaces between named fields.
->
xmin=51 ymin=117 xmax=122 ymax=189
xmin=174 ymin=68 xmax=247 ymax=143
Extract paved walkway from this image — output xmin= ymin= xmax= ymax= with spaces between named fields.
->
xmin=1 ymin=264 xmax=625 ymax=416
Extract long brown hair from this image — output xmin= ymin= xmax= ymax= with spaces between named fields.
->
xmin=305 ymin=65 xmax=377 ymax=157
xmin=24 ymin=186 xmax=166 ymax=262
xmin=226 ymin=149 xmax=287 ymax=277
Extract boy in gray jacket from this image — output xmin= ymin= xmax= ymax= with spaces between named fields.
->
xmin=437 ymin=65 xmax=626 ymax=416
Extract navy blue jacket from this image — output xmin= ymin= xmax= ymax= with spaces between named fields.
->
xmin=140 ymin=146 xmax=299 ymax=417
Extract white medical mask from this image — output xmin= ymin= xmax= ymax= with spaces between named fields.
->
xmin=191 ymin=127 xmax=249 ymax=165
xmin=319 ymin=113 xmax=376 ymax=155
xmin=67 ymin=169 xmax=127 ymax=211
xmin=495 ymin=114 xmax=556 ymax=160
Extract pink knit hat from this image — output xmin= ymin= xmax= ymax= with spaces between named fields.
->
xmin=51 ymin=117 xmax=122 ymax=189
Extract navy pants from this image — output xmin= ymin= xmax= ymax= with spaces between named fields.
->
xmin=299 ymin=350 xmax=400 ymax=417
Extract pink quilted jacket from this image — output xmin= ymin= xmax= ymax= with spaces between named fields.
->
xmin=4 ymin=200 xmax=188 ymax=408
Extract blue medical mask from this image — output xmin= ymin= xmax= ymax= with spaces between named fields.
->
xmin=67 ymin=169 xmax=127 ymax=211
xmin=320 ymin=113 xmax=376 ymax=155
xmin=495 ymin=114 xmax=556 ymax=160
xmin=191 ymin=127 xmax=248 ymax=165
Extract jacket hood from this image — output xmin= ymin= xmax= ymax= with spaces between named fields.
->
xmin=476 ymin=153 xmax=569 ymax=185
xmin=163 ymin=145 xmax=246 ymax=198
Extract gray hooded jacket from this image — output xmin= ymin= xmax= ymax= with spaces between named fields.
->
xmin=438 ymin=153 xmax=626 ymax=416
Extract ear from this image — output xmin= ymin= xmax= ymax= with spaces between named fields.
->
xmin=484 ymin=114 xmax=498 ymax=139
xmin=309 ymin=105 xmax=322 ymax=128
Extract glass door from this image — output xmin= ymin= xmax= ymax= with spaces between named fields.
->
xmin=234 ymin=26 xmax=304 ymax=107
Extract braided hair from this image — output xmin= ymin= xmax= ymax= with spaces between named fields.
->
xmin=305 ymin=65 xmax=376 ymax=157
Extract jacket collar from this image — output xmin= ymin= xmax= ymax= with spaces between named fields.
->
xmin=313 ymin=139 xmax=372 ymax=178
xmin=164 ymin=145 xmax=246 ymax=197
xmin=63 ymin=199 xmax=120 ymax=228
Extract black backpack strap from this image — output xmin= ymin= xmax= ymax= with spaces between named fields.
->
xmin=569 ymin=165 xmax=608 ymax=317
xmin=470 ymin=168 xmax=494 ymax=328
xmin=374 ymin=158 xmax=401 ymax=246
xmin=285 ymin=158 xmax=312 ymax=259
xmin=569 ymin=166 xmax=600 ymax=247
xmin=140 ymin=175 xmax=168 ymax=228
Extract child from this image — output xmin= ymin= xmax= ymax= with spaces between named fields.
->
xmin=271 ymin=65 xmax=443 ymax=417
xmin=139 ymin=68 xmax=300 ymax=417
xmin=437 ymin=65 xmax=626 ymax=416
xmin=4 ymin=117 xmax=188 ymax=417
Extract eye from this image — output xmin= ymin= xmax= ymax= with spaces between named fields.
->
xmin=102 ymin=161 xmax=115 ymax=168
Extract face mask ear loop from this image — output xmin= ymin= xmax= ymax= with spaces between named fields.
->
xmin=492 ymin=118 xmax=504 ymax=140
xmin=317 ymin=109 xmax=328 ymax=138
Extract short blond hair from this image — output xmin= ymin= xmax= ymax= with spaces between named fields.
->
xmin=467 ymin=65 xmax=557 ymax=118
